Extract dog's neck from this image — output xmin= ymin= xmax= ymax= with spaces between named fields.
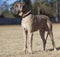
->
xmin=22 ymin=10 xmax=32 ymax=18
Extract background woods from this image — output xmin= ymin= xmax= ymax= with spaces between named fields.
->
xmin=0 ymin=0 xmax=60 ymax=23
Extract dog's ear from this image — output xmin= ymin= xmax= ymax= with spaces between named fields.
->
xmin=22 ymin=4 xmax=31 ymax=14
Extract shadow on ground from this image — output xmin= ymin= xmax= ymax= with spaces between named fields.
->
xmin=45 ymin=46 xmax=60 ymax=51
xmin=33 ymin=46 xmax=60 ymax=54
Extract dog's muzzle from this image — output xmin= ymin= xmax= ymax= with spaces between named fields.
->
xmin=10 ymin=7 xmax=19 ymax=15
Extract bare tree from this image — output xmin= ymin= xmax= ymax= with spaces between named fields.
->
xmin=56 ymin=0 xmax=58 ymax=22
xmin=33 ymin=0 xmax=41 ymax=15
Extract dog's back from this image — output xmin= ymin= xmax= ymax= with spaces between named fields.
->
xmin=32 ymin=15 xmax=52 ymax=32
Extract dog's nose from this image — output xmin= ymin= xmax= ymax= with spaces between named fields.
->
xmin=10 ymin=6 xmax=14 ymax=10
xmin=10 ymin=7 xmax=12 ymax=10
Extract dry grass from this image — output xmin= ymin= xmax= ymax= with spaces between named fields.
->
xmin=0 ymin=24 xmax=60 ymax=57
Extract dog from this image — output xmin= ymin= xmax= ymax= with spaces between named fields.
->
xmin=11 ymin=2 xmax=56 ymax=53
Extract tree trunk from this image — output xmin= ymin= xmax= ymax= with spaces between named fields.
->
xmin=56 ymin=0 xmax=58 ymax=22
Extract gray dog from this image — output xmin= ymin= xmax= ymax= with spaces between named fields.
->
xmin=11 ymin=2 xmax=56 ymax=53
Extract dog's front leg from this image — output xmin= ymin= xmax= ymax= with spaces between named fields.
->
xmin=23 ymin=28 xmax=28 ymax=53
xmin=28 ymin=32 xmax=33 ymax=54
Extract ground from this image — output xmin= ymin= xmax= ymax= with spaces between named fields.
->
xmin=0 ymin=24 xmax=60 ymax=57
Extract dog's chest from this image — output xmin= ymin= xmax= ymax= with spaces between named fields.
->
xmin=21 ymin=14 xmax=33 ymax=30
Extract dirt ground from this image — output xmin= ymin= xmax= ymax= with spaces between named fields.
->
xmin=0 ymin=24 xmax=60 ymax=57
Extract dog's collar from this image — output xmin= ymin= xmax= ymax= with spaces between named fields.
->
xmin=22 ymin=10 xmax=31 ymax=18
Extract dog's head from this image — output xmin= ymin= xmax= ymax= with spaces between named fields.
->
xmin=11 ymin=2 xmax=31 ymax=17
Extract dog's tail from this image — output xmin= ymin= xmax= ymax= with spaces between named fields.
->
xmin=46 ymin=32 xmax=49 ymax=41
xmin=46 ymin=17 xmax=52 ymax=41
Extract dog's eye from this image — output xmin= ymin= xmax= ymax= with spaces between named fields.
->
xmin=23 ymin=5 xmax=26 ymax=8
xmin=15 ymin=5 xmax=18 ymax=8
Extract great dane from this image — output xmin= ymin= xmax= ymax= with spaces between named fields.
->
xmin=11 ymin=2 xmax=56 ymax=53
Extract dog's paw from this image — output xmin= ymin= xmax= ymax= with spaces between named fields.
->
xmin=28 ymin=49 xmax=33 ymax=54
xmin=54 ymin=48 xmax=57 ymax=51
xmin=23 ymin=48 xmax=26 ymax=53
xmin=29 ymin=51 xmax=33 ymax=54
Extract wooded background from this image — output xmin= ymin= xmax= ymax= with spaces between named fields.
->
xmin=0 ymin=0 xmax=60 ymax=23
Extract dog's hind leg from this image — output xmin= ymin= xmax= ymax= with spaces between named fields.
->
xmin=39 ymin=30 xmax=46 ymax=51
xmin=49 ymin=30 xmax=56 ymax=51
